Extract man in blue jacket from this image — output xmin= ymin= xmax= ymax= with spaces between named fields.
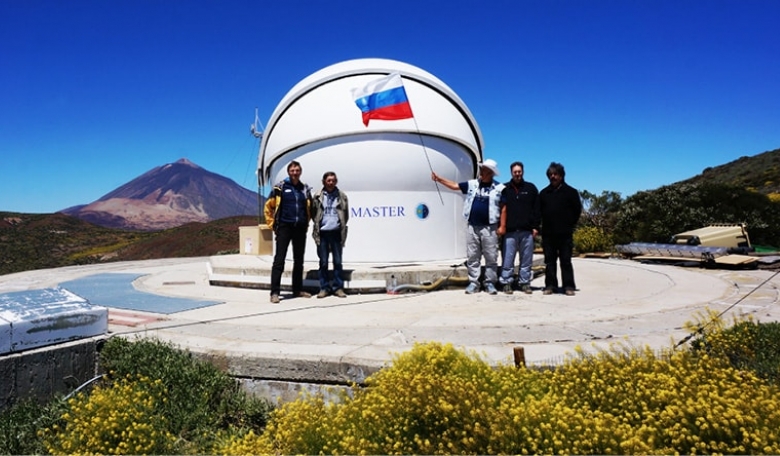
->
xmin=264 ymin=160 xmax=312 ymax=304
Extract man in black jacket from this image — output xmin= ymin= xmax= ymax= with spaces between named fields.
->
xmin=497 ymin=162 xmax=540 ymax=294
xmin=539 ymin=162 xmax=582 ymax=296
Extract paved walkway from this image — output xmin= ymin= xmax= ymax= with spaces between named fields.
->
xmin=1 ymin=256 xmax=779 ymax=384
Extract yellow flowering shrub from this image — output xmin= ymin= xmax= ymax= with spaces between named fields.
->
xmin=573 ymin=226 xmax=614 ymax=253
xmin=42 ymin=375 xmax=176 ymax=455
xmin=218 ymin=339 xmax=780 ymax=455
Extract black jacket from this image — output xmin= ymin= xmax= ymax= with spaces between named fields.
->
xmin=501 ymin=180 xmax=540 ymax=232
xmin=539 ymin=182 xmax=581 ymax=235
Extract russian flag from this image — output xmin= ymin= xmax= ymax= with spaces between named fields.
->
xmin=351 ymin=72 xmax=414 ymax=126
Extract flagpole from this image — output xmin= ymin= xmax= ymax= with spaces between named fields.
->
xmin=351 ymin=71 xmax=444 ymax=205
xmin=410 ymin=117 xmax=445 ymax=205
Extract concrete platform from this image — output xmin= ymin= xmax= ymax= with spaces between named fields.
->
xmin=1 ymin=255 xmax=780 ymax=389
xmin=207 ymin=254 xmax=477 ymax=293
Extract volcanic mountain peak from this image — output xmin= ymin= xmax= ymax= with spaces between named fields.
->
xmin=61 ymin=158 xmax=259 ymax=231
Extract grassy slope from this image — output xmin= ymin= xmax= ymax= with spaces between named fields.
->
xmin=0 ymin=212 xmax=258 ymax=275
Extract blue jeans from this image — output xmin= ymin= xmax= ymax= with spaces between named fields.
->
xmin=317 ymin=230 xmax=344 ymax=292
xmin=500 ymin=230 xmax=535 ymax=285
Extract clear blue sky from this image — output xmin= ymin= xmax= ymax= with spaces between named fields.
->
xmin=2 ymin=0 xmax=778 ymax=214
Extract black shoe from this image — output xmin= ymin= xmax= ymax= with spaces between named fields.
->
xmin=502 ymin=284 xmax=513 ymax=295
xmin=520 ymin=284 xmax=532 ymax=294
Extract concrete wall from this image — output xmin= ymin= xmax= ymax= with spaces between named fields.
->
xmin=0 ymin=337 xmax=103 ymax=409
xmin=1 ymin=336 xmax=369 ymax=410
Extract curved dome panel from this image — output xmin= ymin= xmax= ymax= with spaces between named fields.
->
xmin=257 ymin=58 xmax=484 ymax=263
xmin=259 ymin=58 xmax=483 ymax=185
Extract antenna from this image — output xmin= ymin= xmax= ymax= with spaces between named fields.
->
xmin=250 ymin=107 xmax=264 ymax=139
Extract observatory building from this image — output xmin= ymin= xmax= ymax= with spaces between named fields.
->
xmin=258 ymin=58 xmax=484 ymax=263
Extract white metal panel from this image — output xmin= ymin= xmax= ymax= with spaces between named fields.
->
xmin=0 ymin=288 xmax=108 ymax=354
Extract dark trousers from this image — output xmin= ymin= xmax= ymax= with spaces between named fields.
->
xmin=542 ymin=233 xmax=576 ymax=290
xmin=270 ymin=223 xmax=308 ymax=295
xmin=317 ymin=230 xmax=344 ymax=292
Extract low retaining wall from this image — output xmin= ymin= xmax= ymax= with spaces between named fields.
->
xmin=1 ymin=337 xmax=372 ymax=410
xmin=0 ymin=337 xmax=103 ymax=409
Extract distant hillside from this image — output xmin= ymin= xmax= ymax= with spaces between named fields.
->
xmin=681 ymin=147 xmax=780 ymax=194
xmin=0 ymin=212 xmax=257 ymax=275
xmin=61 ymin=158 xmax=260 ymax=231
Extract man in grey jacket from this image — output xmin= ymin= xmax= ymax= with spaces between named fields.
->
xmin=311 ymin=171 xmax=349 ymax=298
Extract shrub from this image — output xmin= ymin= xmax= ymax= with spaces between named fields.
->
xmin=41 ymin=375 xmax=177 ymax=455
xmin=688 ymin=311 xmax=780 ymax=385
xmin=219 ymin=340 xmax=780 ymax=455
xmin=0 ymin=397 xmax=65 ymax=455
xmin=99 ymin=336 xmax=272 ymax=430
xmin=573 ymin=226 xmax=614 ymax=253
xmin=98 ymin=336 xmax=272 ymax=452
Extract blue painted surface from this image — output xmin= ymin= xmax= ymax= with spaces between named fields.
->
xmin=60 ymin=273 xmax=220 ymax=314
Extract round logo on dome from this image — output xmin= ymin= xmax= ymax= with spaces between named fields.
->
xmin=415 ymin=203 xmax=430 ymax=220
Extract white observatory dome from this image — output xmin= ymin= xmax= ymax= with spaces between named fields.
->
xmin=258 ymin=58 xmax=484 ymax=263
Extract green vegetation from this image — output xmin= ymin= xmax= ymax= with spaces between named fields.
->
xmin=0 ymin=213 xmax=256 ymax=275
xmin=0 ymin=337 xmax=273 ymax=455
xmin=576 ymin=182 xmax=780 ymax=252
xmin=574 ymin=148 xmax=780 ymax=251
xmin=689 ymin=311 xmax=780 ymax=386
xmin=684 ymin=148 xmax=780 ymax=194
xmin=222 ymin=334 xmax=780 ymax=455
xmin=4 ymin=318 xmax=780 ymax=454
xmin=0 ymin=397 xmax=65 ymax=455
xmin=97 ymin=337 xmax=273 ymax=453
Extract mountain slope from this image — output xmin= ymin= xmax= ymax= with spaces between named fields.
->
xmin=0 ymin=212 xmax=257 ymax=275
xmin=680 ymin=147 xmax=780 ymax=195
xmin=61 ymin=158 xmax=260 ymax=231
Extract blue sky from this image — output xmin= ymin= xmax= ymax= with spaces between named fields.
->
xmin=2 ymin=0 xmax=778 ymax=214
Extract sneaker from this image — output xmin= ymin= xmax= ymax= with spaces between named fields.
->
xmin=296 ymin=291 xmax=312 ymax=298
xmin=502 ymin=283 xmax=513 ymax=295
xmin=270 ymin=294 xmax=281 ymax=304
xmin=334 ymin=289 xmax=347 ymax=298
xmin=465 ymin=283 xmax=479 ymax=294
xmin=316 ymin=290 xmax=329 ymax=299
xmin=520 ymin=284 xmax=532 ymax=294
xmin=543 ymin=288 xmax=554 ymax=295
xmin=565 ymin=288 xmax=575 ymax=296
xmin=485 ymin=283 xmax=498 ymax=295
